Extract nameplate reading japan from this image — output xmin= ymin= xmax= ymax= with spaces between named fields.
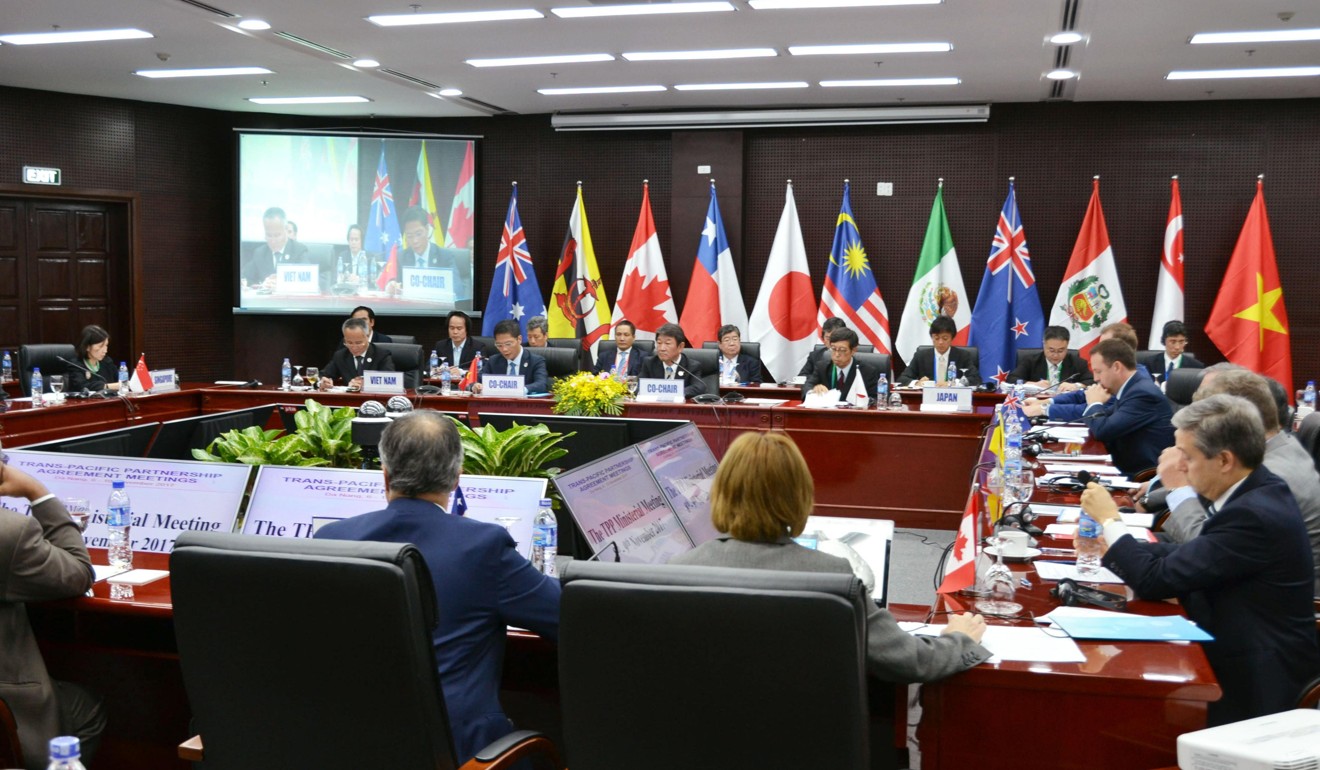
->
xmin=0 ymin=450 xmax=249 ymax=554
xmin=149 ymin=368 xmax=179 ymax=392
xmin=362 ymin=370 xmax=404 ymax=395
xmin=637 ymin=378 xmax=685 ymax=404
xmin=401 ymin=267 xmax=455 ymax=303
xmin=480 ymin=374 xmax=525 ymax=397
xmin=921 ymin=386 xmax=973 ymax=412
xmin=275 ymin=264 xmax=320 ymax=295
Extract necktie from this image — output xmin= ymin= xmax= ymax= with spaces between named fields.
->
xmin=354 ymin=355 xmax=363 ymax=373
xmin=275 ymin=251 xmax=284 ymax=262
xmin=937 ymin=354 xmax=946 ymax=384
xmin=618 ymin=351 xmax=627 ymax=372
xmin=1166 ymin=361 xmax=1174 ymax=381
xmin=666 ymin=365 xmax=675 ymax=380
xmin=1049 ymin=363 xmax=1060 ymax=386
xmin=1205 ymin=501 xmax=1217 ymax=519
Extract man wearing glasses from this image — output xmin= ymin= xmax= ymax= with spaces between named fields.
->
xmin=803 ymin=328 xmax=880 ymax=401
xmin=319 ymin=317 xmax=396 ymax=391
xmin=399 ymin=206 xmax=473 ymax=304
xmin=471 ymin=319 xmax=548 ymax=396
xmin=1 ymin=454 xmax=107 ymax=768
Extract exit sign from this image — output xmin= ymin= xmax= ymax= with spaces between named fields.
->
xmin=23 ymin=166 xmax=61 ymax=186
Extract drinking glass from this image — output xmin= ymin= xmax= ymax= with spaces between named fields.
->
xmin=291 ymin=365 xmax=305 ymax=389
xmin=626 ymin=376 xmax=639 ymax=398
xmin=63 ymin=497 xmax=90 ymax=535
xmin=495 ymin=516 xmax=522 ymax=554
xmin=305 ymin=367 xmax=319 ymax=388
xmin=1003 ymin=467 xmax=1036 ymax=508
xmin=49 ymin=374 xmax=64 ymax=401
xmin=887 ymin=390 xmax=904 ymax=410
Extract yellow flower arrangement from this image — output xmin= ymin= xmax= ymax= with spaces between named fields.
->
xmin=552 ymin=371 xmax=629 ymax=416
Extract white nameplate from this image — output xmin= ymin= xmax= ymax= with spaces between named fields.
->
xmin=362 ymin=370 xmax=404 ymax=394
xmin=637 ymin=377 xmax=685 ymax=403
xmin=921 ymin=386 xmax=973 ymax=413
xmin=480 ymin=374 xmax=525 ymax=397
xmin=149 ymin=368 xmax=179 ymax=391
xmin=275 ymin=263 xmax=320 ymax=295
xmin=401 ymin=266 xmax=455 ymax=303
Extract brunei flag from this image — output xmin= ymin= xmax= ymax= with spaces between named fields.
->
xmin=548 ymin=184 xmax=612 ymax=354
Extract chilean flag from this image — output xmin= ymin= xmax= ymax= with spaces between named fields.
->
xmin=679 ymin=183 xmax=747 ymax=348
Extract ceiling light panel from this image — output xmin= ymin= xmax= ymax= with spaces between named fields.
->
xmin=0 ymin=28 xmax=153 ymax=45
xmin=675 ymin=81 xmax=810 ymax=90
xmin=622 ymin=48 xmax=778 ymax=61
xmin=467 ymin=53 xmax=615 ymax=67
xmin=1190 ymin=28 xmax=1320 ymax=44
xmin=247 ymin=96 xmax=371 ymax=104
xmin=367 ymin=9 xmax=543 ymax=27
xmin=539 ymin=85 xmax=668 ymax=95
xmin=1167 ymin=66 xmax=1320 ymax=80
xmin=551 ymin=2 xmax=734 ymax=18
xmin=820 ymin=77 xmax=960 ymax=86
xmin=136 ymin=66 xmax=273 ymax=78
xmin=789 ymin=42 xmax=951 ymax=55
xmin=750 ymin=0 xmax=941 ymax=8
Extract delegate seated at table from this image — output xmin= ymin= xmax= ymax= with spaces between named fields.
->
xmin=319 ymin=317 xmax=395 ymax=391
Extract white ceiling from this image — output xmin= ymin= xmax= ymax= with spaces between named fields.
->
xmin=1 ymin=0 xmax=1318 ymax=118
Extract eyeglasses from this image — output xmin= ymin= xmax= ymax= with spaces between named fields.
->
xmin=493 ymin=339 xmax=517 ymax=349
xmin=829 ymin=346 xmax=853 ymax=354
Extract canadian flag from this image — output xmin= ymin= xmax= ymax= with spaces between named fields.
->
xmin=611 ymin=182 xmax=678 ymax=340
xmin=937 ymin=490 xmax=979 ymax=594
xmin=127 ymin=354 xmax=152 ymax=393
xmin=749 ymin=182 xmax=817 ymax=384
xmin=1048 ymin=178 xmax=1128 ymax=358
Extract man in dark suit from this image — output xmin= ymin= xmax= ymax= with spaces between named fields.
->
xmin=436 ymin=311 xmax=490 ymax=377
xmin=638 ymin=322 xmax=707 ymax=399
xmin=1080 ymin=393 xmax=1320 ymax=726
xmin=898 ymin=315 xmax=981 ymax=386
xmin=714 ymin=324 xmax=764 ymax=385
xmin=594 ymin=319 xmax=644 ymax=376
xmin=319 ymin=317 xmax=395 ymax=390
xmin=1 ymin=460 xmax=107 ymax=770
xmin=350 ymin=305 xmax=393 ymax=344
xmin=315 ymin=411 xmax=560 ymax=764
xmin=803 ymin=328 xmax=880 ymax=401
xmin=1008 ymin=325 xmax=1092 ymax=389
xmin=1139 ymin=320 xmax=1206 ymax=384
xmin=473 ymin=319 xmax=548 ymax=395
xmin=242 ymin=206 xmax=312 ymax=288
xmin=797 ymin=317 xmax=847 ymax=378
xmin=397 ymin=206 xmax=472 ymax=302
xmin=1081 ymin=338 xmax=1175 ymax=476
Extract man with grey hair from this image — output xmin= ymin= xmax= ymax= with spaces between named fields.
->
xmin=314 ymin=411 xmax=560 ymax=764
xmin=319 ymin=316 xmax=395 ymax=391
xmin=1160 ymin=370 xmax=1320 ymax=592
xmin=1080 ymin=394 xmax=1320 ymax=725
xmin=525 ymin=315 xmax=549 ymax=347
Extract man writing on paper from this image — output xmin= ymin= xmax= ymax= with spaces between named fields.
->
xmin=797 ymin=317 xmax=847 ymax=379
xmin=1079 ymin=338 xmax=1175 ymax=477
xmin=1 ymin=458 xmax=107 ymax=770
xmin=1024 ymin=322 xmax=1143 ymax=422
xmin=319 ymin=317 xmax=395 ymax=391
xmin=315 ymin=411 xmax=560 ymax=765
xmin=638 ymin=323 xmax=707 ymax=400
xmin=471 ymin=319 xmax=547 ymax=396
xmin=1007 ymin=325 xmax=1091 ymax=391
xmin=1080 ymin=394 xmax=1320 ymax=726
xmin=803 ymin=328 xmax=879 ymax=403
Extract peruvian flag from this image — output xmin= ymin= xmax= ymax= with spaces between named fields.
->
xmin=444 ymin=141 xmax=474 ymax=249
xmin=127 ymin=354 xmax=152 ymax=393
xmin=1148 ymin=176 xmax=1185 ymax=349
xmin=1049 ymin=178 xmax=1128 ymax=358
xmin=1206 ymin=179 xmax=1293 ymax=395
xmin=896 ymin=181 xmax=972 ymax=362
xmin=679 ymin=183 xmax=747 ymax=348
xmin=937 ymin=490 xmax=979 ymax=594
xmin=611 ymin=181 xmax=678 ymax=340
xmin=749 ymin=182 xmax=816 ymax=383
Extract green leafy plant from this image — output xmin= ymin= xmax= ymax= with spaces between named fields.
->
xmin=190 ymin=425 xmax=329 ymax=467
xmin=450 ymin=417 xmax=572 ymax=479
xmin=292 ymin=399 xmax=363 ymax=468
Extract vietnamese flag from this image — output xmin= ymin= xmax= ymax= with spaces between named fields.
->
xmin=1205 ymin=178 xmax=1293 ymax=394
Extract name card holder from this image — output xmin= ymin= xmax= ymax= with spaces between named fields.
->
xmin=920 ymin=386 xmax=973 ymax=413
xmin=637 ymin=377 xmax=685 ymax=404
xmin=401 ymin=267 xmax=456 ymax=303
xmin=275 ymin=263 xmax=320 ymax=295
xmin=149 ymin=368 xmax=179 ymax=392
xmin=480 ymin=374 xmax=525 ymax=397
xmin=362 ymin=370 xmax=405 ymax=395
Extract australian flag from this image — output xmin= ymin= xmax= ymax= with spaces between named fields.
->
xmin=483 ymin=185 xmax=546 ymax=336
xmin=367 ymin=148 xmax=402 ymax=291
xmin=968 ymin=181 xmax=1045 ymax=385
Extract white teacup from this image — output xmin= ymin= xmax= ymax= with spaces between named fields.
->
xmin=999 ymin=529 xmax=1030 ymax=558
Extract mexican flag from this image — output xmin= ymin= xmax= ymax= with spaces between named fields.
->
xmin=896 ymin=182 xmax=971 ymax=362
xmin=1049 ymin=178 xmax=1128 ymax=358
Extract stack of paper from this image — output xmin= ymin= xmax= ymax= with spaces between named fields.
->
xmin=900 ymin=622 xmax=1086 ymax=664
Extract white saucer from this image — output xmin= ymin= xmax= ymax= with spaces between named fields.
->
xmin=984 ymin=546 xmax=1042 ymax=562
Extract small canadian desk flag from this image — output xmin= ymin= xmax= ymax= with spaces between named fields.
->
xmin=937 ymin=488 xmax=979 ymax=594
xmin=127 ymin=354 xmax=151 ymax=393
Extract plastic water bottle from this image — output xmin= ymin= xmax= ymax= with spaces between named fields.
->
xmin=429 ymin=350 xmax=440 ymax=378
xmin=47 ymin=736 xmax=88 ymax=770
xmin=1002 ymin=403 xmax=1023 ymax=475
xmin=1076 ymin=512 xmax=1102 ymax=576
xmin=439 ymin=360 xmax=452 ymax=394
xmin=1 ymin=350 xmax=11 ymax=382
xmin=107 ymin=480 xmax=134 ymax=600
xmin=281 ymin=357 xmax=292 ymax=390
xmin=531 ymin=498 xmax=558 ymax=577
xmin=31 ymin=366 xmax=44 ymax=405
xmin=876 ymin=373 xmax=889 ymax=408
xmin=117 ymin=362 xmax=129 ymax=391
xmin=947 ymin=359 xmax=959 ymax=385
xmin=1305 ymin=381 xmax=1316 ymax=409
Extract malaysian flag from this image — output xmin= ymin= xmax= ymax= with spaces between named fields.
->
xmin=967 ymin=179 xmax=1045 ymax=384
xmin=367 ymin=148 xmax=402 ymax=291
xmin=816 ymin=181 xmax=891 ymax=354
xmin=483 ymin=184 xmax=546 ymax=336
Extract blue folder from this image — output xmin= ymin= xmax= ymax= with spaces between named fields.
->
xmin=1052 ymin=614 xmax=1213 ymax=642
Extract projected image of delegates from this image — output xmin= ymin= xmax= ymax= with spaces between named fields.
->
xmin=237 ymin=132 xmax=476 ymax=313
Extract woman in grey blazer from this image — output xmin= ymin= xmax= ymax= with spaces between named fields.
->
xmin=671 ymin=432 xmax=991 ymax=683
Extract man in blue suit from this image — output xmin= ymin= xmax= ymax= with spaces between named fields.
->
xmin=1081 ymin=394 xmax=1320 ymax=726
xmin=1027 ymin=322 xmax=1151 ymax=423
xmin=594 ymin=319 xmax=644 ymax=376
xmin=1081 ymin=338 xmax=1175 ymax=476
xmin=315 ymin=411 xmax=561 ymax=764
xmin=473 ymin=318 xmax=548 ymax=395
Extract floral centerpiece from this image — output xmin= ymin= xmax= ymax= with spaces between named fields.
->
xmin=552 ymin=371 xmax=629 ymax=416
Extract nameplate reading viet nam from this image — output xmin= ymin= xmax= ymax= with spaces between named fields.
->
xmin=637 ymin=378 xmax=684 ymax=404
xmin=362 ymin=370 xmax=404 ymax=394
xmin=920 ymin=386 xmax=973 ymax=413
xmin=480 ymin=374 xmax=524 ymax=397
xmin=275 ymin=263 xmax=320 ymax=295
xmin=149 ymin=369 xmax=179 ymax=392
xmin=401 ymin=267 xmax=455 ymax=303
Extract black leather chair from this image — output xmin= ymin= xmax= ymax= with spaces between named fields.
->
xmin=559 ymin=561 xmax=870 ymax=770
xmin=814 ymin=342 xmax=875 ymax=357
xmin=18 ymin=343 xmax=77 ymax=394
xmin=470 ymin=336 xmax=496 ymax=358
xmin=170 ymin=531 xmax=559 ymax=770
xmin=538 ymin=345 xmax=583 ymax=379
xmin=852 ymin=351 xmax=892 ymax=383
xmin=1014 ymin=347 xmax=1042 ymax=373
xmin=546 ymin=338 xmax=580 ymax=350
xmin=631 ymin=339 xmax=655 ymax=356
xmin=681 ymin=347 xmax=720 ymax=393
xmin=0 ymin=695 xmax=21 ymax=769
xmin=701 ymin=339 xmax=762 ymax=360
xmin=1165 ymin=367 xmax=1206 ymax=410
xmin=389 ymin=334 xmax=417 ymax=346
xmin=1296 ymin=412 xmax=1320 ymax=471
xmin=375 ymin=342 xmax=424 ymax=390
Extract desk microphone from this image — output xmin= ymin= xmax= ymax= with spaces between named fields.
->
xmin=1034 ymin=373 xmax=1082 ymax=398
xmin=55 ymin=355 xmax=107 ymax=391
